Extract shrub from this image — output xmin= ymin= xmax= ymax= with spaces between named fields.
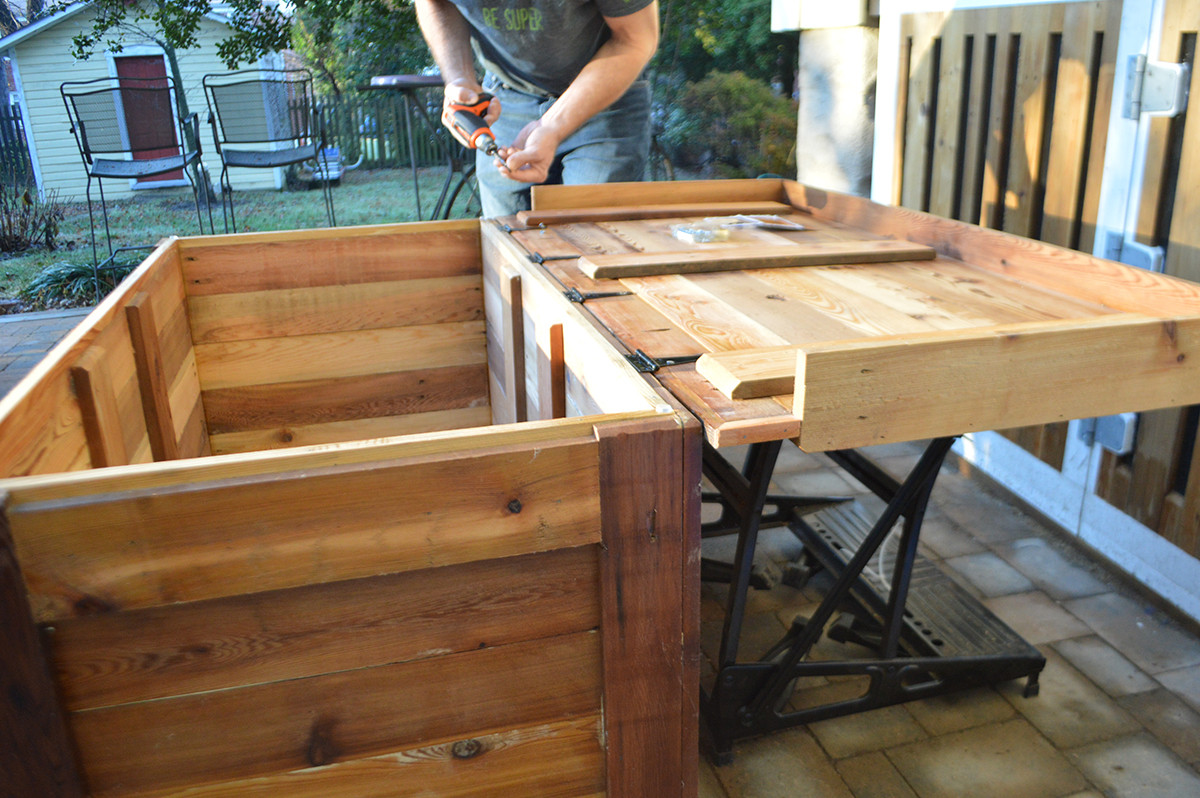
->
xmin=20 ymin=261 xmax=130 ymax=308
xmin=0 ymin=183 xmax=64 ymax=252
xmin=661 ymin=71 xmax=797 ymax=179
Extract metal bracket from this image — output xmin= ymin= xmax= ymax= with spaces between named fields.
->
xmin=1124 ymin=55 xmax=1190 ymax=119
xmin=1078 ymin=413 xmax=1138 ymax=455
xmin=563 ymin=287 xmax=631 ymax=303
xmin=1103 ymin=230 xmax=1165 ymax=273
xmin=625 ymin=349 xmax=702 ymax=373
xmin=528 ymin=251 xmax=579 ymax=264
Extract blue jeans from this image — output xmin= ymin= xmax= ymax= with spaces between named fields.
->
xmin=475 ymin=76 xmax=651 ymax=217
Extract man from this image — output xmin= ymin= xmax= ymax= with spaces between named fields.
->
xmin=415 ymin=0 xmax=659 ymax=216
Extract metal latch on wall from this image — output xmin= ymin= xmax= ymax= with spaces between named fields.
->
xmin=1123 ymin=55 xmax=1190 ymax=119
xmin=1078 ymin=412 xmax=1138 ymax=456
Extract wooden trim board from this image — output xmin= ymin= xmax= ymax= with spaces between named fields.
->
xmin=578 ymin=240 xmax=936 ymax=278
xmin=517 ymin=201 xmax=793 ymax=226
xmin=791 ymin=314 xmax=1200 ymax=451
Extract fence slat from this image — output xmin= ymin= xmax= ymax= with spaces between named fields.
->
xmin=314 ymin=92 xmax=448 ymax=171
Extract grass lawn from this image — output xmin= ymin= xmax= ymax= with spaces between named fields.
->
xmin=0 ymin=167 xmax=479 ymax=311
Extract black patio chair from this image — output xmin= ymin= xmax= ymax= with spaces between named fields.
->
xmin=61 ymin=75 xmax=213 ymax=294
xmin=202 ymin=68 xmax=336 ymax=233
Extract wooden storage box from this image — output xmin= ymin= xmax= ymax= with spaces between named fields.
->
xmin=0 ymin=221 xmax=700 ymax=797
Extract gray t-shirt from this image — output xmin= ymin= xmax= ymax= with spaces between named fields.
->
xmin=449 ymin=0 xmax=654 ymax=97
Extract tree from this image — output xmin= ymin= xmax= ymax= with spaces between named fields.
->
xmin=292 ymin=0 xmax=428 ymax=97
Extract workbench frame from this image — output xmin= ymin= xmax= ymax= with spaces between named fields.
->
xmin=699 ymin=438 xmax=1044 ymax=762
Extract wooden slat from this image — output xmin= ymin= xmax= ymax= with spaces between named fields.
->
xmin=70 ymin=631 xmax=602 ymax=796
xmin=578 ymin=240 xmax=936 ymax=279
xmin=548 ymin=323 xmax=566 ymax=419
xmin=126 ymin=293 xmax=180 ymax=461
xmin=793 ymin=314 xmax=1200 ymax=451
xmin=208 ymin=406 xmax=493 ymax=455
xmin=696 ymin=346 xmax=798 ymax=400
xmin=900 ymin=12 xmax=944 ymax=210
xmin=782 ymin=183 xmax=1200 ymax=316
xmin=482 ymin=231 xmax=526 ymax=425
xmin=929 ymin=13 xmax=968 ymax=219
xmin=193 ymin=321 xmax=488 ymax=390
xmin=178 ymin=222 xmax=481 ymax=297
xmin=1001 ymin=4 xmax=1057 ymax=239
xmin=201 ymin=364 xmax=489 ymax=434
xmin=519 ymin=201 xmax=794 ymax=227
xmin=0 ymin=504 xmax=86 ymax=797
xmin=530 ymin=178 xmax=787 ymax=210
xmin=70 ymin=348 xmax=128 ymax=469
xmin=51 ymin=545 xmax=599 ymax=711
xmin=117 ymin=716 xmax=605 ymax=798
xmin=11 ymin=435 xmax=601 ymax=620
xmin=187 ymin=276 xmax=484 ymax=343
xmin=597 ymin=417 xmax=689 ymax=797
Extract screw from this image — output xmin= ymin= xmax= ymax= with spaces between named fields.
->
xmin=507 ymin=499 xmax=522 ymax=514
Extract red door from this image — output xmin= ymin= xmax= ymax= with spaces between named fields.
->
xmin=114 ymin=56 xmax=183 ymax=183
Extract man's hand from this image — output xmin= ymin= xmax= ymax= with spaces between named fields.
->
xmin=495 ymin=118 xmax=562 ymax=184
xmin=441 ymin=79 xmax=502 ymax=149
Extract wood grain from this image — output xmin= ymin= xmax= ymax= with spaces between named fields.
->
xmin=126 ymin=293 xmax=180 ymax=461
xmin=50 ymin=545 xmax=599 ymax=711
xmin=578 ymin=240 xmax=936 ymax=278
xmin=201 ymin=363 xmax=489 ymax=434
xmin=208 ymin=406 xmax=493 ymax=454
xmin=0 ymin=505 xmax=86 ymax=797
xmin=193 ymin=321 xmax=488 ymax=390
xmin=187 ymin=275 xmax=484 ymax=343
xmin=70 ymin=348 xmax=129 ymax=468
xmin=70 ymin=632 xmax=602 ymax=796
xmin=179 ymin=223 xmax=481 ymax=296
xmin=530 ymin=178 xmax=787 ymax=210
xmin=598 ymin=417 xmax=690 ymax=797
xmin=521 ymin=201 xmax=792 ymax=226
xmin=11 ymin=435 xmax=601 ymax=620
xmin=113 ymin=716 xmax=605 ymax=798
xmin=794 ymin=314 xmax=1200 ymax=451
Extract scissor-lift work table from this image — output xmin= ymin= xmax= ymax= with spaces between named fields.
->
xmin=493 ymin=178 xmax=1200 ymax=762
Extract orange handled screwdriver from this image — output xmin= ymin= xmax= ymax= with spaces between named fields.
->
xmin=448 ymin=93 xmax=499 ymax=156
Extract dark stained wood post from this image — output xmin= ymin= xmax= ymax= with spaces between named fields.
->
xmin=0 ymin=499 xmax=86 ymax=796
xmin=598 ymin=415 xmax=701 ymax=797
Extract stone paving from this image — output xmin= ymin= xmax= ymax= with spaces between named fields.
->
xmin=2 ymin=309 xmax=1199 ymax=798
xmin=700 ymin=443 xmax=1200 ymax=798
xmin=0 ymin=307 xmax=90 ymax=398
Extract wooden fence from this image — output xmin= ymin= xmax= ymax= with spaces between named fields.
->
xmin=316 ymin=90 xmax=448 ymax=170
xmin=892 ymin=0 xmax=1200 ymax=557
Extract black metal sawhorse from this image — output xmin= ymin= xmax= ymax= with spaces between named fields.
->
xmin=699 ymin=436 xmax=1045 ymax=764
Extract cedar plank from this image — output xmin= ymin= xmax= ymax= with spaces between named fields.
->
xmin=0 ymin=506 xmax=86 ymax=797
xmin=202 ymin=363 xmax=490 ymax=434
xmin=11 ymin=435 xmax=602 ymax=619
xmin=187 ymin=276 xmax=484 ymax=343
xmin=193 ymin=321 xmax=488 ymax=390
xmin=70 ymin=348 xmax=128 ymax=468
xmin=51 ymin=545 xmax=599 ymax=711
xmin=795 ymin=314 xmax=1200 ymax=451
xmin=598 ymin=417 xmax=690 ymax=796
xmin=519 ymin=200 xmax=793 ymax=226
xmin=208 ymin=406 xmax=493 ymax=454
xmin=70 ymin=632 xmax=602 ymax=796
xmin=579 ymin=240 xmax=936 ymax=278
xmin=783 ymin=182 xmax=1200 ymax=316
xmin=530 ymin=178 xmax=786 ymax=210
xmin=126 ymin=294 xmax=180 ymax=461
xmin=180 ymin=226 xmax=481 ymax=296
xmin=119 ymin=716 xmax=605 ymax=798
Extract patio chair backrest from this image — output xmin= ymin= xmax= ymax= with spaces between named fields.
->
xmin=203 ymin=69 xmax=319 ymax=147
xmin=61 ymin=77 xmax=183 ymax=159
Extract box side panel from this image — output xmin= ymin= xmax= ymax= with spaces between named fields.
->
xmin=0 ymin=242 xmax=200 ymax=477
xmin=8 ymin=427 xmax=612 ymax=796
xmin=181 ymin=222 xmax=492 ymax=453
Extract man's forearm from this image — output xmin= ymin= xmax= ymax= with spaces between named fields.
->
xmin=538 ymin=4 xmax=660 ymax=143
xmin=414 ymin=0 xmax=478 ymax=87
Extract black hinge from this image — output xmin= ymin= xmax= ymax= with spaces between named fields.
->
xmin=528 ymin=251 xmax=580 ymax=264
xmin=563 ymin=287 xmax=632 ymax=303
xmin=625 ymin=349 xmax=702 ymax=373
